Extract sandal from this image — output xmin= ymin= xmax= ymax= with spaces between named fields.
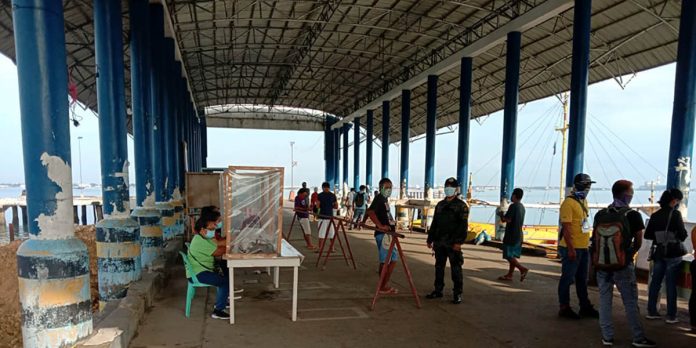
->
xmin=520 ymin=269 xmax=529 ymax=282
xmin=497 ymin=275 xmax=513 ymax=281
xmin=379 ymin=287 xmax=399 ymax=295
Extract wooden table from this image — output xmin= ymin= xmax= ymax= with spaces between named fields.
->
xmin=226 ymin=239 xmax=304 ymax=324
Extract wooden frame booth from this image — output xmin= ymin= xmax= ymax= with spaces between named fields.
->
xmin=222 ymin=166 xmax=284 ymax=258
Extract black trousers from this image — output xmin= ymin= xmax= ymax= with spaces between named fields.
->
xmin=690 ymin=260 xmax=695 ymax=327
xmin=434 ymin=245 xmax=464 ymax=295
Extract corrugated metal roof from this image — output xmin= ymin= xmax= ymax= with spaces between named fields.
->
xmin=0 ymin=0 xmax=682 ymax=139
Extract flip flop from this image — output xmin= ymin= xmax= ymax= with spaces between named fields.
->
xmin=379 ymin=287 xmax=399 ymax=295
xmin=520 ymin=269 xmax=529 ymax=282
xmin=497 ymin=275 xmax=513 ymax=281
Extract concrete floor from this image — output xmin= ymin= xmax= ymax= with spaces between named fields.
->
xmin=131 ymin=210 xmax=694 ymax=348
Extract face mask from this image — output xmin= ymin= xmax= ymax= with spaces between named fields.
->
xmin=574 ymin=188 xmax=589 ymax=200
xmin=360 ymin=190 xmax=365 ymax=193
xmin=444 ymin=187 xmax=457 ymax=197
xmin=216 ymin=221 xmax=223 ymax=229
xmin=381 ymin=188 xmax=392 ymax=198
xmin=205 ymin=229 xmax=216 ymax=239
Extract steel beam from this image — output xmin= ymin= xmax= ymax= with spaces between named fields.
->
xmin=333 ymin=0 xmax=574 ymax=128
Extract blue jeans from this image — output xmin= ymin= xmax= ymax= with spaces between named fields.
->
xmin=647 ymin=256 xmax=683 ymax=319
xmin=558 ymin=247 xmax=592 ymax=308
xmin=597 ymin=264 xmax=645 ymax=341
xmin=196 ymin=270 xmax=229 ymax=311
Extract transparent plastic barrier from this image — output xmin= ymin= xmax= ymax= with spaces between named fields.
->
xmin=223 ymin=167 xmax=283 ymax=257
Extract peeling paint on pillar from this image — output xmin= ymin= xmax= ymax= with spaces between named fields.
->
xmin=156 ymin=202 xmax=176 ymax=241
xmin=12 ymin=0 xmax=93 ymax=345
xmin=35 ymin=154 xmax=74 ymax=240
xmin=131 ymin=206 xmax=162 ymax=269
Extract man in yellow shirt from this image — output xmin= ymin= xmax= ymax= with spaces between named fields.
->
xmin=558 ymin=173 xmax=600 ymax=319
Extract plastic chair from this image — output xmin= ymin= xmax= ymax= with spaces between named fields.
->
xmin=179 ymin=251 xmax=211 ymax=318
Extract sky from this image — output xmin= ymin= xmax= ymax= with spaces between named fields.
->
xmin=0 ymin=52 xmax=677 ymax=189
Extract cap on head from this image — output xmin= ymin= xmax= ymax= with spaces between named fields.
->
xmin=573 ymin=173 xmax=595 ymax=189
xmin=444 ymin=177 xmax=459 ymax=188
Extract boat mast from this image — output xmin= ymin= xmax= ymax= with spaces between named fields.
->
xmin=557 ymin=93 xmax=569 ymax=204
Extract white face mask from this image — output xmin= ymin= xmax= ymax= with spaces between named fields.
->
xmin=444 ymin=187 xmax=457 ymax=197
xmin=381 ymin=188 xmax=392 ymax=198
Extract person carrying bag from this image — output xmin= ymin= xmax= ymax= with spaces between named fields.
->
xmin=644 ymin=189 xmax=688 ymax=324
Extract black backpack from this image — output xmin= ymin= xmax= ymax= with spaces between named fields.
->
xmin=355 ymin=192 xmax=365 ymax=207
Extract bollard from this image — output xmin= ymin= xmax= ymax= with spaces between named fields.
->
xmin=11 ymin=205 xmax=19 ymax=232
xmin=73 ymin=205 xmax=79 ymax=224
xmin=95 ymin=216 xmax=141 ymax=304
xmin=132 ymin=206 xmax=162 ymax=268
xmin=20 ymin=205 xmax=28 ymax=232
xmin=156 ymin=202 xmax=176 ymax=241
xmin=81 ymin=205 xmax=88 ymax=225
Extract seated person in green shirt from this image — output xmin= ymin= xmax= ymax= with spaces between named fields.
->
xmin=188 ymin=211 xmax=229 ymax=319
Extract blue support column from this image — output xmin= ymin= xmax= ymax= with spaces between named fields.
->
xmin=366 ymin=110 xmax=374 ymax=190
xmin=498 ymin=32 xmax=521 ymax=240
xmin=333 ymin=128 xmax=340 ymax=191
xmin=667 ymin=0 xmax=696 ymax=215
xmin=400 ymin=90 xmax=411 ymax=198
xmin=178 ymin=81 xmax=187 ymax=190
xmin=169 ymin=63 xmax=184 ymax=238
xmin=161 ymin=38 xmax=175 ymax=201
xmin=130 ymin=0 xmax=153 ymax=207
xmin=425 ymin=75 xmax=438 ymax=197
xmin=94 ymin=0 xmax=141 ymax=303
xmin=325 ymin=117 xmax=335 ymax=186
xmin=342 ymin=124 xmax=350 ymax=189
xmin=129 ymin=0 xmax=161 ymax=272
xmin=458 ymin=57 xmax=473 ymax=196
xmin=565 ymin=0 xmax=592 ymax=193
xmin=381 ymin=101 xmax=390 ymax=179
xmin=142 ymin=3 xmax=165 ymax=266
xmin=172 ymin=61 xmax=182 ymax=196
xmin=149 ymin=4 xmax=166 ymax=202
xmin=12 ymin=0 xmax=93 ymax=344
xmin=354 ymin=117 xmax=361 ymax=190
xmin=201 ymin=116 xmax=208 ymax=169
xmin=185 ymin=106 xmax=192 ymax=172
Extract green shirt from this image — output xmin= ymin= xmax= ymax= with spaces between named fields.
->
xmin=187 ymin=235 xmax=217 ymax=277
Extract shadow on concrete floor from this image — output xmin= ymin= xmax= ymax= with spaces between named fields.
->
xmin=131 ymin=209 xmax=695 ymax=348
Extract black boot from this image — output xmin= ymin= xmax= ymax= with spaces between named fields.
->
xmin=452 ymin=294 xmax=462 ymax=304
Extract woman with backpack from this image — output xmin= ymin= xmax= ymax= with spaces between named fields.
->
xmin=644 ymin=188 xmax=689 ymax=324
